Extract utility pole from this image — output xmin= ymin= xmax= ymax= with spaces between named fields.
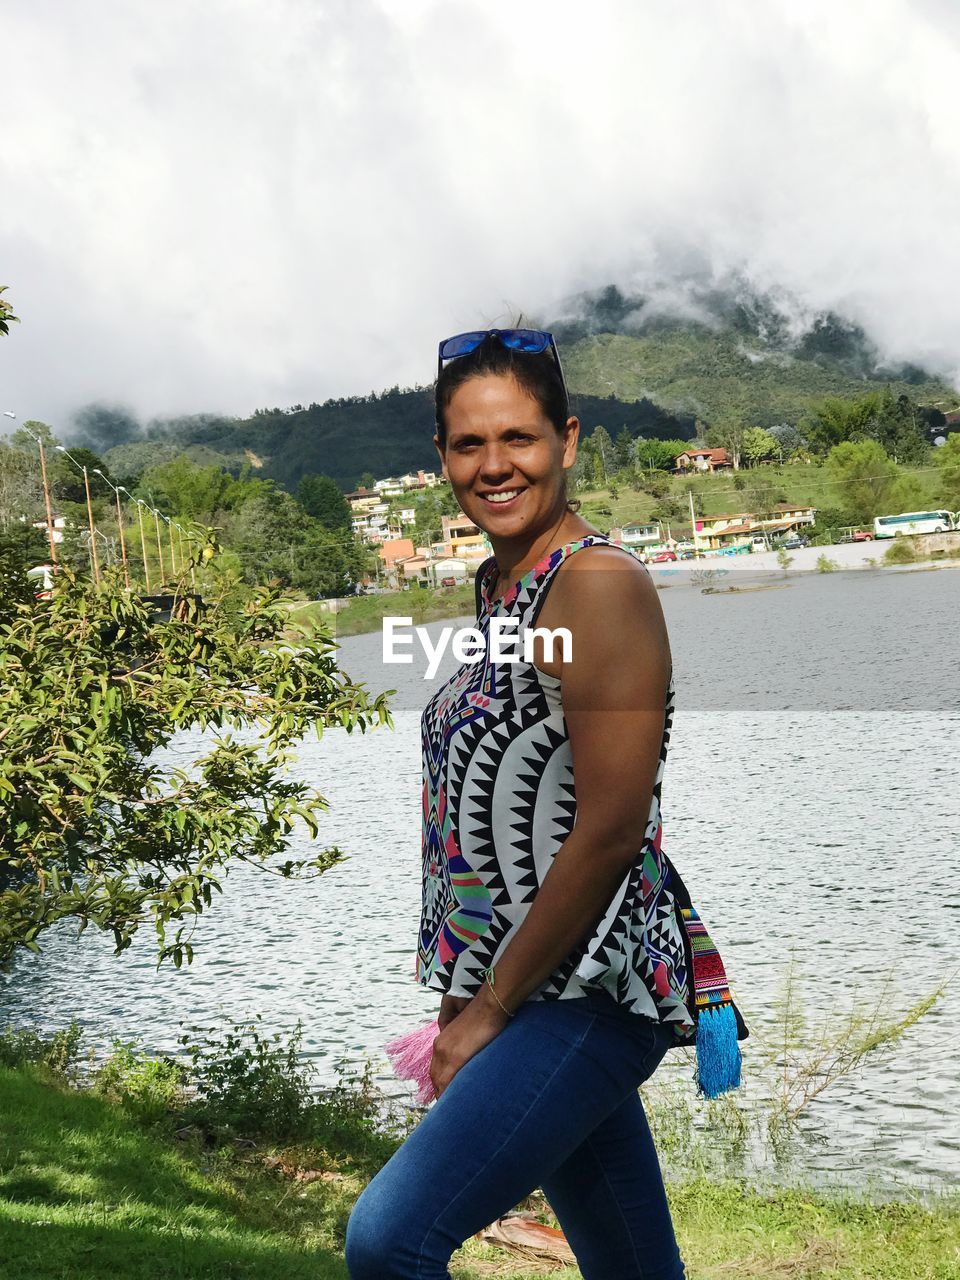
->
xmin=16 ymin=421 xmax=58 ymax=565
xmin=688 ymin=488 xmax=701 ymax=559
xmin=95 ymin=471 xmax=129 ymax=590
xmin=56 ymin=445 xmax=100 ymax=584
xmin=125 ymin=493 xmax=152 ymax=592
xmin=153 ymin=508 xmax=166 ymax=585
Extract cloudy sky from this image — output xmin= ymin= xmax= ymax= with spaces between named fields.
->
xmin=2 ymin=0 xmax=959 ymax=428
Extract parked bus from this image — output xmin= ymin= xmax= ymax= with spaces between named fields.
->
xmin=873 ymin=510 xmax=955 ymax=539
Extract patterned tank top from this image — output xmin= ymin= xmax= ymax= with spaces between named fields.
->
xmin=416 ymin=535 xmax=694 ymax=1034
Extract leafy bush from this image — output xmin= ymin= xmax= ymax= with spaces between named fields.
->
xmin=95 ymin=1039 xmax=186 ymax=1121
xmin=178 ymin=1016 xmax=314 ymax=1140
xmin=0 ymin=1020 xmax=84 ymax=1077
xmin=816 ymin=554 xmax=838 ymax=572
xmin=883 ymin=538 xmax=916 ymax=563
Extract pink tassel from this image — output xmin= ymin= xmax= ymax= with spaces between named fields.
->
xmin=384 ymin=1020 xmax=440 ymax=1104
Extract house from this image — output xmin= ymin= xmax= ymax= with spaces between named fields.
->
xmin=346 ymin=488 xmax=382 ymax=513
xmin=609 ymin=522 xmax=661 ymax=550
xmin=378 ymin=537 xmax=415 ymax=569
xmin=695 ymin=505 xmax=817 ymax=550
xmin=674 ymin=447 xmax=732 ymax=473
xmin=442 ymin=515 xmax=490 ymax=562
xmin=430 ymin=557 xmax=469 ymax=585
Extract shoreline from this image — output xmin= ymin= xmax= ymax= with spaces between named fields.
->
xmin=289 ymin=552 xmax=960 ymax=640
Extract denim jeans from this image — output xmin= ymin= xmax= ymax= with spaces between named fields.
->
xmin=346 ymin=989 xmax=686 ymax=1279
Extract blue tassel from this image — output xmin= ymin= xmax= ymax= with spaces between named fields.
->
xmin=695 ymin=1002 xmax=742 ymax=1099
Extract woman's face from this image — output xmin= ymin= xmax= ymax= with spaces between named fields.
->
xmin=436 ymin=374 xmax=578 ymax=541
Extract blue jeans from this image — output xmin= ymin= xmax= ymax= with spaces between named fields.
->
xmin=346 ymin=989 xmax=686 ymax=1279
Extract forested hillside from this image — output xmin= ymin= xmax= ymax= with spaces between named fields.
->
xmin=69 ymin=282 xmax=957 ymax=493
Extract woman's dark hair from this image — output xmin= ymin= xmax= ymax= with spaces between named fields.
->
xmin=434 ymin=334 xmax=569 ymax=447
xmin=434 ymin=334 xmax=580 ymax=512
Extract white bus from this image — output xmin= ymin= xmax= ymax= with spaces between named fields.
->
xmin=873 ymin=510 xmax=955 ymax=539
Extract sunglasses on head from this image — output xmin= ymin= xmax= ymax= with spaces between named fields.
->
xmin=437 ymin=328 xmax=567 ymax=400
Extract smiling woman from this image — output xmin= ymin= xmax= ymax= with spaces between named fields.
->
xmin=345 ymin=330 xmax=745 ymax=1280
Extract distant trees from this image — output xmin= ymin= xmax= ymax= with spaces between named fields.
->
xmin=935 ymin=435 xmax=960 ymax=509
xmin=824 ymin=440 xmax=923 ymax=522
xmin=803 ymin=391 xmax=929 ymax=463
xmin=705 ymin=415 xmax=750 ymax=470
xmin=297 ymin=474 xmax=351 ymax=531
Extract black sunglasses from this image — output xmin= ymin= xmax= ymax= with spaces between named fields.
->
xmin=437 ymin=328 xmax=567 ymax=400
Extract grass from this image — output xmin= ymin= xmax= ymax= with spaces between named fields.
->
xmin=288 ymin=583 xmax=475 ymax=640
xmin=2 ymin=1064 xmax=959 ymax=1280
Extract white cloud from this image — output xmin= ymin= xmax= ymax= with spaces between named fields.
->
xmin=2 ymin=0 xmax=958 ymax=428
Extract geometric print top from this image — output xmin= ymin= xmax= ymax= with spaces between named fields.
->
xmin=416 ymin=534 xmax=696 ymax=1039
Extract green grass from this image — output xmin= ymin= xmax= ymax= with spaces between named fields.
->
xmin=3 ymin=1065 xmax=959 ymax=1280
xmin=288 ymin=583 xmax=476 ymax=640
xmin=0 ymin=1065 xmax=353 ymax=1279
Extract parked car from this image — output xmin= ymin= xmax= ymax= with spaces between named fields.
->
xmin=781 ymin=536 xmax=810 ymax=550
xmin=649 ymin=550 xmax=677 ymax=563
xmin=837 ymin=530 xmax=874 ymax=543
xmin=439 ymin=576 xmax=459 ymax=587
xmin=678 ymin=550 xmax=697 ymax=560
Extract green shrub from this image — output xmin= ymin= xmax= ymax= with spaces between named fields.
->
xmin=178 ymin=1015 xmax=314 ymax=1140
xmin=883 ymin=538 xmax=916 ymax=563
xmin=0 ymin=1020 xmax=84 ymax=1077
xmin=816 ymin=554 xmax=838 ymax=572
xmin=95 ymin=1039 xmax=186 ymax=1122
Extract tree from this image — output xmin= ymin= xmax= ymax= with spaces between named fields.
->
xmin=864 ymin=390 xmax=929 ymax=466
xmin=591 ymin=426 xmax=614 ymax=481
xmin=767 ymin=421 xmax=804 ymax=461
xmin=138 ymin=457 xmax=234 ymax=520
xmin=935 ymin=434 xmax=960 ymax=508
xmin=824 ymin=440 xmax=905 ymax=522
xmin=635 ymin=438 xmax=682 ymax=472
xmin=803 ymin=394 xmax=882 ymax=456
xmin=614 ymin=428 xmax=634 ymax=470
xmin=0 ymin=285 xmax=18 ymax=337
xmin=47 ymin=446 xmax=113 ymax=505
xmin=742 ymin=426 xmax=778 ymax=468
xmin=297 ymin=474 xmax=351 ymax=531
xmin=358 ymin=471 xmax=377 ymax=490
xmin=705 ymin=415 xmax=747 ymax=470
xmin=0 ymin=564 xmax=390 ymax=967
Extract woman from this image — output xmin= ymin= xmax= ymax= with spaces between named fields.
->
xmin=346 ymin=329 xmax=743 ymax=1280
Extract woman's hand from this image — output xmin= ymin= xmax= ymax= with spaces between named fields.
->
xmin=437 ymin=993 xmax=471 ymax=1030
xmin=430 ymin=986 xmax=511 ymax=1097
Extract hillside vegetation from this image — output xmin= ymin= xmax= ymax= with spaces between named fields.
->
xmin=69 ymin=283 xmax=957 ymax=493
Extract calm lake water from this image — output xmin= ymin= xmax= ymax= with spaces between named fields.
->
xmin=3 ymin=565 xmax=959 ymax=1192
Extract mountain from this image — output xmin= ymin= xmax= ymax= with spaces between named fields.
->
xmin=93 ymin=282 xmax=956 ymax=491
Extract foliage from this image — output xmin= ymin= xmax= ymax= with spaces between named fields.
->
xmin=816 ymin=554 xmax=838 ymax=572
xmin=0 ymin=564 xmax=391 ymax=967
xmin=0 ymin=1020 xmax=84 ymax=1077
xmin=178 ymin=1016 xmax=313 ymax=1140
xmin=95 ymin=1039 xmax=186 ymax=1121
xmin=825 ymin=440 xmax=906 ymax=521
xmin=0 ymin=284 xmax=18 ymax=336
xmin=297 ymin=473 xmax=351 ymax=530
xmin=776 ymin=548 xmax=793 ymax=573
xmin=935 ymin=433 xmax=960 ymax=507
xmin=741 ymin=425 xmax=778 ymax=467
xmin=883 ymin=538 xmax=917 ymax=564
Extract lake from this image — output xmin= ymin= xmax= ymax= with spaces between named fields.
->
xmin=2 ymin=564 xmax=958 ymax=1192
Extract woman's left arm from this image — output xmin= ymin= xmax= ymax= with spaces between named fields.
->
xmin=429 ymin=550 xmax=672 ymax=1096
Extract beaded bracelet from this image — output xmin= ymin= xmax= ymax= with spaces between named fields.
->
xmin=482 ymin=966 xmax=515 ymax=1018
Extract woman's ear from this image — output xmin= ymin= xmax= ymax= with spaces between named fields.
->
xmin=433 ymin=432 xmax=449 ymax=482
xmin=561 ymin=417 xmax=580 ymax=471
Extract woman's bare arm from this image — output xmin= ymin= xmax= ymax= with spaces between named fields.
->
xmin=429 ymin=548 xmax=672 ymax=1095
